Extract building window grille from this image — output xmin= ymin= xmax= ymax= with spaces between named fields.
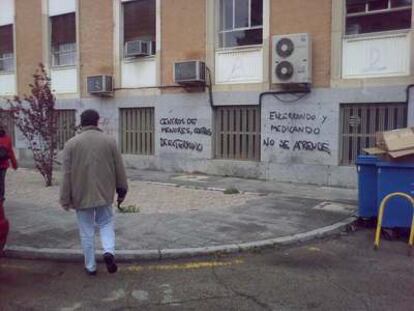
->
xmin=55 ymin=110 xmax=76 ymax=150
xmin=339 ymin=102 xmax=407 ymax=165
xmin=218 ymin=0 xmax=263 ymax=48
xmin=345 ymin=0 xmax=412 ymax=35
xmin=214 ymin=105 xmax=261 ymax=161
xmin=0 ymin=25 xmax=14 ymax=72
xmin=123 ymin=0 xmax=156 ymax=56
xmin=51 ymin=13 xmax=76 ymax=66
xmin=120 ymin=108 xmax=154 ymax=155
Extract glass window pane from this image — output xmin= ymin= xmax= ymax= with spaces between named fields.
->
xmin=51 ymin=13 xmax=76 ymax=46
xmin=0 ymin=56 xmax=14 ymax=72
xmin=347 ymin=3 xmax=366 ymax=13
xmin=235 ymin=0 xmax=249 ymax=28
xmin=391 ymin=0 xmax=412 ymax=7
xmin=60 ymin=43 xmax=75 ymax=53
xmin=123 ymin=0 xmax=156 ymax=44
xmin=219 ymin=28 xmax=262 ymax=48
xmin=59 ymin=53 xmax=74 ymax=66
xmin=251 ymin=0 xmax=263 ymax=26
xmin=346 ymin=9 xmax=411 ymax=34
xmin=0 ymin=25 xmax=14 ymax=55
xmin=368 ymin=0 xmax=388 ymax=10
xmin=52 ymin=45 xmax=76 ymax=66
xmin=220 ymin=0 xmax=233 ymax=30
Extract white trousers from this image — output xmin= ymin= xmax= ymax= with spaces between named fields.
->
xmin=76 ymin=204 xmax=115 ymax=272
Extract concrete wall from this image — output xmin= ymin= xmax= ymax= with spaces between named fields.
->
xmin=15 ymin=0 xmax=44 ymax=96
xmin=13 ymin=81 xmax=413 ymax=188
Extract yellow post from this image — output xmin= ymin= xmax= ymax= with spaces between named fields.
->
xmin=374 ymin=192 xmax=414 ymax=254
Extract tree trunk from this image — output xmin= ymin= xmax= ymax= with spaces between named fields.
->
xmin=45 ymin=174 xmax=52 ymax=187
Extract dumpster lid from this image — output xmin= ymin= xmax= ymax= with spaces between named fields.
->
xmin=356 ymin=155 xmax=378 ymax=165
xmin=376 ymin=161 xmax=414 ymax=169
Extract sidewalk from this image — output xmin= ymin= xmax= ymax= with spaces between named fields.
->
xmin=3 ymin=168 xmax=357 ymax=261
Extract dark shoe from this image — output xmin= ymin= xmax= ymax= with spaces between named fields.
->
xmin=85 ymin=268 xmax=97 ymax=276
xmin=103 ymin=252 xmax=118 ymax=274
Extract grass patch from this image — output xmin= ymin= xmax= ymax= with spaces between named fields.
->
xmin=117 ymin=205 xmax=141 ymax=213
xmin=223 ymin=187 xmax=240 ymax=195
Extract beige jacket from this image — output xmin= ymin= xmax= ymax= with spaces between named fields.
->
xmin=60 ymin=126 xmax=128 ymax=210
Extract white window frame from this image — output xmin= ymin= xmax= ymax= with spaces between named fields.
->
xmin=49 ymin=12 xmax=77 ymax=68
xmin=0 ymin=23 xmax=14 ymax=73
xmin=345 ymin=0 xmax=412 ymax=36
xmin=217 ymin=0 xmax=263 ymax=50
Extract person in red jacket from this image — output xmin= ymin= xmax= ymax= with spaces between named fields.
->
xmin=0 ymin=124 xmax=18 ymax=202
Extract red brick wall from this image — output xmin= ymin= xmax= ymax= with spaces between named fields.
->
xmin=161 ymin=0 xmax=206 ymax=89
xmin=15 ymin=0 xmax=43 ymax=96
xmin=79 ymin=0 xmax=113 ymax=97
xmin=271 ymin=0 xmax=331 ymax=87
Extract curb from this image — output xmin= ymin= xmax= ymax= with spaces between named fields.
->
xmin=3 ymin=216 xmax=356 ymax=262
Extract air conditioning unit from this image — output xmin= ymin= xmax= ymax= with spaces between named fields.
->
xmin=87 ymin=75 xmax=113 ymax=95
xmin=174 ymin=60 xmax=206 ymax=85
xmin=272 ymin=33 xmax=312 ymax=84
xmin=125 ymin=40 xmax=152 ymax=57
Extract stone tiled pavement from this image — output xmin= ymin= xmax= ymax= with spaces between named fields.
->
xmin=3 ymin=168 xmax=357 ymax=259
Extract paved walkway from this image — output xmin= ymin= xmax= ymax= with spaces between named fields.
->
xmin=3 ymin=169 xmax=357 ymax=260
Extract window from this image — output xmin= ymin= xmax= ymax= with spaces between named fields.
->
xmin=214 ymin=106 xmax=261 ymax=161
xmin=345 ymin=0 xmax=412 ymax=35
xmin=0 ymin=25 xmax=14 ymax=72
xmin=339 ymin=102 xmax=407 ymax=164
xmin=218 ymin=0 xmax=263 ymax=48
xmin=55 ymin=110 xmax=76 ymax=150
xmin=51 ymin=13 xmax=76 ymax=66
xmin=123 ymin=0 xmax=156 ymax=56
xmin=120 ymin=108 xmax=155 ymax=155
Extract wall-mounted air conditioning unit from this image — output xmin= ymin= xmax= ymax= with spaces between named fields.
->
xmin=87 ymin=75 xmax=113 ymax=95
xmin=125 ymin=40 xmax=152 ymax=57
xmin=272 ymin=33 xmax=312 ymax=84
xmin=174 ymin=60 xmax=206 ymax=85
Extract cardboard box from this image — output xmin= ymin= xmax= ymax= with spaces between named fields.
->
xmin=364 ymin=127 xmax=414 ymax=159
xmin=382 ymin=128 xmax=414 ymax=152
xmin=375 ymin=132 xmax=386 ymax=150
xmin=363 ymin=147 xmax=386 ymax=155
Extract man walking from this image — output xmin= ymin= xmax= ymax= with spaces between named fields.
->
xmin=60 ymin=110 xmax=128 ymax=275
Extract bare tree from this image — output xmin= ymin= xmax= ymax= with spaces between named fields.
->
xmin=7 ymin=64 xmax=58 ymax=186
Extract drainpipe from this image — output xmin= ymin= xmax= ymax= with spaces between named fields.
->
xmin=206 ymin=67 xmax=214 ymax=108
xmin=406 ymin=84 xmax=414 ymax=126
xmin=406 ymin=84 xmax=414 ymax=103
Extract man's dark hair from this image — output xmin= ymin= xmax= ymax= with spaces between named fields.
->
xmin=80 ymin=109 xmax=100 ymax=127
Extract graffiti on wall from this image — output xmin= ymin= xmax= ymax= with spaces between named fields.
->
xmin=99 ymin=117 xmax=115 ymax=136
xmin=263 ymin=110 xmax=331 ymax=155
xmin=159 ymin=117 xmax=211 ymax=153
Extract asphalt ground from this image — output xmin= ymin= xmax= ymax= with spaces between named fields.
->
xmin=1 ymin=229 xmax=413 ymax=311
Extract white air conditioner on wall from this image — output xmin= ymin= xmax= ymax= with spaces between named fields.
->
xmin=125 ymin=40 xmax=152 ymax=57
xmin=87 ymin=75 xmax=113 ymax=95
xmin=272 ymin=33 xmax=312 ymax=84
xmin=174 ymin=60 xmax=206 ymax=85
